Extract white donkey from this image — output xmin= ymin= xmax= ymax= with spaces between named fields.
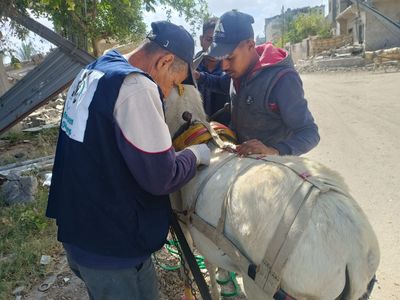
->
xmin=165 ymin=85 xmax=380 ymax=300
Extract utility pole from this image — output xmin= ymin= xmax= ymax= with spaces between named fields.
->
xmin=281 ymin=5 xmax=285 ymax=47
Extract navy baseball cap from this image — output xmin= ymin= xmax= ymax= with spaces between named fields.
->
xmin=147 ymin=21 xmax=196 ymax=86
xmin=208 ymin=10 xmax=254 ymax=59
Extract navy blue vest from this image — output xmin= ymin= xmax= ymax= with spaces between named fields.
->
xmin=47 ymin=50 xmax=171 ymax=258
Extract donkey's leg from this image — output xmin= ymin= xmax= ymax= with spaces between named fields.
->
xmin=205 ymin=259 xmax=220 ymax=300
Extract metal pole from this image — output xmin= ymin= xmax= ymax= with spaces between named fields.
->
xmin=170 ymin=212 xmax=212 ymax=300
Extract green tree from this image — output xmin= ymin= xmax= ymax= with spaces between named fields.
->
xmin=0 ymin=0 xmax=208 ymax=57
xmin=285 ymin=13 xmax=331 ymax=44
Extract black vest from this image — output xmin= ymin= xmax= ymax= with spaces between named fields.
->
xmin=231 ymin=55 xmax=296 ymax=146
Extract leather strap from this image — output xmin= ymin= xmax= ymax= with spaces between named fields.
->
xmin=255 ymin=181 xmax=321 ymax=295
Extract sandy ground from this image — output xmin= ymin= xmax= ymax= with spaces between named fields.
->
xmin=302 ymin=70 xmax=400 ymax=299
xmin=22 ymin=70 xmax=400 ymax=299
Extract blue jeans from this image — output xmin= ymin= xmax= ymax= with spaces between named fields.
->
xmin=67 ymin=253 xmax=160 ymax=300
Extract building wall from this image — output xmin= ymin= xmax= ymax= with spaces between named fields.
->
xmin=341 ymin=12 xmax=366 ymax=45
xmin=334 ymin=0 xmax=353 ymax=35
xmin=327 ymin=0 xmax=338 ymax=30
xmin=311 ymin=34 xmax=354 ymax=55
xmin=365 ymin=14 xmax=400 ymax=50
xmin=373 ymin=0 xmax=400 ymax=22
xmin=339 ymin=0 xmax=349 ymax=13
xmin=264 ymin=16 xmax=282 ymax=42
xmin=264 ymin=5 xmax=325 ymax=43
xmin=289 ymin=34 xmax=353 ymax=63
xmin=289 ymin=38 xmax=309 ymax=64
xmin=365 ymin=0 xmax=400 ymax=50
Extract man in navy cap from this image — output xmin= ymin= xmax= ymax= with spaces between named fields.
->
xmin=195 ymin=17 xmax=231 ymax=125
xmin=46 ymin=21 xmax=210 ymax=300
xmin=196 ymin=10 xmax=320 ymax=156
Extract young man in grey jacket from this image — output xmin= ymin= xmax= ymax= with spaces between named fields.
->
xmin=196 ymin=10 xmax=320 ymax=156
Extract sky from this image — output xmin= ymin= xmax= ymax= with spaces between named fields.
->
xmin=3 ymin=0 xmax=329 ymax=62
xmin=144 ymin=0 xmax=329 ymax=43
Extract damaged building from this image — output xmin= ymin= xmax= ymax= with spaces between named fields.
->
xmin=329 ymin=0 xmax=400 ymax=51
xmin=264 ymin=5 xmax=326 ymax=43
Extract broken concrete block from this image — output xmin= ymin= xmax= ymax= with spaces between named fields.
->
xmin=1 ymin=173 xmax=38 ymax=205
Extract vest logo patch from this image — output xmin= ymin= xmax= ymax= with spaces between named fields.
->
xmin=216 ymin=21 xmax=225 ymax=33
xmin=214 ymin=21 xmax=225 ymax=39
xmin=61 ymin=69 xmax=104 ymax=142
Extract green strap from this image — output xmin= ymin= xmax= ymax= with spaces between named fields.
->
xmin=217 ymin=272 xmax=240 ymax=297
xmin=153 ymin=240 xmax=207 ymax=271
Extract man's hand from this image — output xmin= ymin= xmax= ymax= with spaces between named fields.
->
xmin=186 ymin=144 xmax=211 ymax=166
xmin=236 ymin=139 xmax=279 ymax=156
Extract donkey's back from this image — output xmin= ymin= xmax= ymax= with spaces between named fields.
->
xmin=180 ymin=150 xmax=379 ymax=300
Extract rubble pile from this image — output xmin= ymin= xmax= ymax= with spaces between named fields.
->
xmin=296 ymin=46 xmax=400 ymax=73
xmin=317 ymin=44 xmax=364 ymax=58
xmin=365 ymin=47 xmax=400 ymax=65
xmin=21 ymin=96 xmax=64 ymax=130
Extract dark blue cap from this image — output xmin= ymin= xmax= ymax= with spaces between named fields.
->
xmin=208 ymin=10 xmax=254 ymax=59
xmin=147 ymin=21 xmax=196 ymax=86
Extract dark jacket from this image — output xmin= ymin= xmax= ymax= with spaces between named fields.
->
xmin=197 ymin=60 xmax=230 ymax=125
xmin=197 ymin=43 xmax=320 ymax=155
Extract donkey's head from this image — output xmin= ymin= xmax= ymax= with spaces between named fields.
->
xmin=164 ymin=85 xmax=207 ymax=138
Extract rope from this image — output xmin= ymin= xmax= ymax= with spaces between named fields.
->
xmin=153 ymin=240 xmax=240 ymax=297
xmin=216 ymin=271 xmax=241 ymax=297
xmin=153 ymin=240 xmax=206 ymax=271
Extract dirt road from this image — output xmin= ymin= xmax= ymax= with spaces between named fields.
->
xmin=302 ymin=70 xmax=400 ymax=299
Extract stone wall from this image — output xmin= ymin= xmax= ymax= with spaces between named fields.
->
xmin=310 ymin=34 xmax=353 ymax=56
xmin=289 ymin=34 xmax=353 ymax=63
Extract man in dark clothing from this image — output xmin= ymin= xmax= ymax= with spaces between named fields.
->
xmin=195 ymin=18 xmax=230 ymax=125
xmin=195 ymin=10 xmax=320 ymax=156
xmin=46 ymin=21 xmax=210 ymax=300
xmin=197 ymin=55 xmax=230 ymax=125
xmin=198 ymin=17 xmax=218 ymax=53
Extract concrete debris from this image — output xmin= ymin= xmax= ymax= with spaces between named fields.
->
xmin=42 ymin=173 xmax=52 ymax=187
xmin=365 ymin=47 xmax=400 ymax=64
xmin=317 ymin=44 xmax=364 ymax=58
xmin=21 ymin=97 xmax=64 ymax=130
xmin=1 ymin=173 xmax=38 ymax=205
xmin=40 ymin=255 xmax=52 ymax=265
xmin=296 ymin=46 xmax=400 ymax=73
xmin=63 ymin=277 xmax=70 ymax=283
xmin=0 ymin=156 xmax=54 ymax=176
xmin=315 ymin=57 xmax=365 ymax=68
xmin=22 ymin=123 xmax=59 ymax=133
